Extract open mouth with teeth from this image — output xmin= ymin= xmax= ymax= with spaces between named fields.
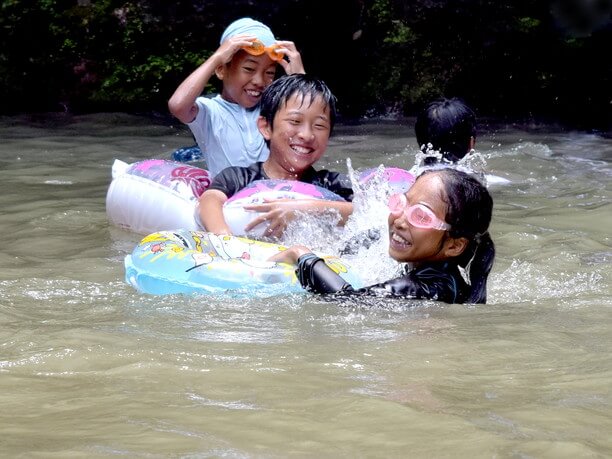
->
xmin=246 ymin=89 xmax=262 ymax=99
xmin=390 ymin=231 xmax=412 ymax=248
xmin=290 ymin=144 xmax=314 ymax=156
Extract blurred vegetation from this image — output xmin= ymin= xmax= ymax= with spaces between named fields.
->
xmin=1 ymin=0 xmax=610 ymax=129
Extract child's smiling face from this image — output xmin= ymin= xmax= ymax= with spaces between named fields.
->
xmin=387 ymin=172 xmax=454 ymax=264
xmin=219 ymin=51 xmax=277 ymax=108
xmin=260 ymin=92 xmax=331 ymax=176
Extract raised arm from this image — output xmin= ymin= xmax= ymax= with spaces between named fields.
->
xmin=168 ymin=34 xmax=259 ymax=123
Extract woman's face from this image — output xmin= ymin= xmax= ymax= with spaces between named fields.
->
xmin=387 ymin=172 xmax=453 ymax=264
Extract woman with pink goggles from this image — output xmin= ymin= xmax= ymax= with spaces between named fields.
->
xmin=270 ymin=168 xmax=495 ymax=304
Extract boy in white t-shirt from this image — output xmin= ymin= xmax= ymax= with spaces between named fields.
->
xmin=168 ymin=17 xmax=305 ymax=176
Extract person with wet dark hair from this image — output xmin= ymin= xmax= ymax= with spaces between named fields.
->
xmin=271 ymin=168 xmax=495 ymax=304
xmin=342 ymin=98 xmax=483 ymax=256
xmin=198 ymin=74 xmax=353 ymax=238
xmin=415 ymin=97 xmax=477 ymax=164
xmin=258 ymin=72 xmax=337 ymax=135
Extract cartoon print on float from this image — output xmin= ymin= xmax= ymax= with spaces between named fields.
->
xmin=323 ymin=258 xmax=349 ymax=275
xmin=124 ymin=229 xmax=364 ymax=295
xmin=186 ymin=252 xmax=214 ymax=272
xmin=207 ymin=233 xmax=279 ymax=270
xmin=185 ymin=232 xmax=216 ymax=272
xmin=138 ymin=233 xmax=185 ymax=260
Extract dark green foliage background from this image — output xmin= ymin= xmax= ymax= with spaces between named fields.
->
xmin=1 ymin=0 xmax=610 ymax=129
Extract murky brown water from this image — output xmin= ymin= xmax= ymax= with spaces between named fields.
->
xmin=1 ymin=113 xmax=610 ymax=457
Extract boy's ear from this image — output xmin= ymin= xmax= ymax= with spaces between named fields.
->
xmin=257 ymin=116 xmax=272 ymax=140
xmin=442 ymin=236 xmax=468 ymax=258
xmin=214 ymin=64 xmax=226 ymax=81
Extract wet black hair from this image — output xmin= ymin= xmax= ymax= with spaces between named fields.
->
xmin=415 ymin=97 xmax=477 ymax=163
xmin=259 ymin=74 xmax=337 ymax=133
xmin=422 ymin=168 xmax=495 ymax=304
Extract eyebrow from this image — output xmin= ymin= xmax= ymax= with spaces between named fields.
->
xmin=284 ymin=108 xmax=330 ymax=121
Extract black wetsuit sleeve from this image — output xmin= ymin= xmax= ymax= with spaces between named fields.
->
xmin=207 ymin=163 xmax=264 ymax=198
xmin=207 ymin=167 xmax=245 ymax=197
xmin=306 ymin=170 xmax=354 ymax=202
xmin=296 ymin=255 xmax=468 ymax=303
xmin=295 ymin=254 xmax=412 ymax=296
xmin=324 ymin=171 xmax=354 ymax=202
xmin=296 ymin=253 xmax=352 ymax=293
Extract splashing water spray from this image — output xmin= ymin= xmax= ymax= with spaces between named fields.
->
xmin=412 ymin=144 xmax=490 ymax=186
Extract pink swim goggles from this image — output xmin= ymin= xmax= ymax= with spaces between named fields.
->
xmin=388 ymin=193 xmax=451 ymax=231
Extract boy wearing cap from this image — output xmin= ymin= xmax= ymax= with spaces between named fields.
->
xmin=168 ymin=17 xmax=305 ymax=177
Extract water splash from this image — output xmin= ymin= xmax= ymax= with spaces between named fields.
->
xmin=341 ymin=159 xmax=406 ymax=284
xmin=411 ymin=145 xmax=489 ymax=185
xmin=265 ymin=150 xmax=501 ymax=289
xmin=273 ymin=159 xmax=404 ymax=286
xmin=490 ymin=257 xmax=606 ymax=305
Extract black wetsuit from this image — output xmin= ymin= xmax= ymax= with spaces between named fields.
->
xmin=296 ymin=253 xmax=471 ymax=304
xmin=208 ymin=162 xmax=354 ymax=201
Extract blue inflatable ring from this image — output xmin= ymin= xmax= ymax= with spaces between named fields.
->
xmin=125 ymin=229 xmax=363 ymax=295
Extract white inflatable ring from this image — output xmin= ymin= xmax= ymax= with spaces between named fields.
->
xmin=106 ymin=159 xmax=210 ymax=234
xmin=106 ymin=158 xmax=416 ymax=236
xmin=222 ymin=179 xmax=346 ymax=237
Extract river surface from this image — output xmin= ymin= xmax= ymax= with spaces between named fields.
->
xmin=1 ymin=113 xmax=611 ymax=457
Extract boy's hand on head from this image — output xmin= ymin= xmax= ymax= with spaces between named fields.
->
xmin=274 ymin=41 xmax=306 ymax=74
xmin=215 ymin=34 xmax=259 ymax=65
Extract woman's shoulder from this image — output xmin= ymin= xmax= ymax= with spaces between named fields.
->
xmin=408 ymin=262 xmax=470 ymax=303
